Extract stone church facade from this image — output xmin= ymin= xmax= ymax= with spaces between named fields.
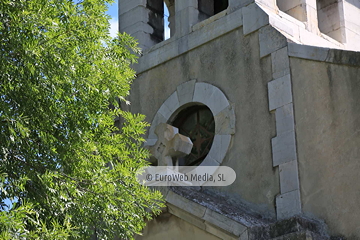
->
xmin=118 ymin=0 xmax=360 ymax=239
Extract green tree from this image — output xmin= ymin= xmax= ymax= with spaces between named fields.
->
xmin=0 ymin=0 xmax=164 ymax=239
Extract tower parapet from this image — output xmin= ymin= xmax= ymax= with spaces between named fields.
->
xmin=119 ymin=0 xmax=360 ymax=51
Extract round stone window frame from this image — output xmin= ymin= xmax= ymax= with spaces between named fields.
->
xmin=146 ymin=80 xmax=235 ymax=167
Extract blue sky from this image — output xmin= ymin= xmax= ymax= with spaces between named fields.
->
xmin=106 ymin=2 xmax=119 ymax=38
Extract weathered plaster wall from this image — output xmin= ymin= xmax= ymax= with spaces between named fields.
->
xmin=129 ymin=28 xmax=279 ymax=218
xmin=291 ymin=57 xmax=360 ymax=238
xmin=135 ymin=212 xmax=220 ymax=240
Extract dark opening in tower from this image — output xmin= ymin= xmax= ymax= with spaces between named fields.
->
xmin=198 ymin=0 xmax=229 ymax=21
xmin=317 ymin=0 xmax=343 ymax=42
xmin=276 ymin=0 xmax=306 ymax=22
xmin=147 ymin=0 xmax=175 ymax=43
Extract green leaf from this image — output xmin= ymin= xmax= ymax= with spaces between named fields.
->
xmin=0 ymin=0 xmax=164 ymax=239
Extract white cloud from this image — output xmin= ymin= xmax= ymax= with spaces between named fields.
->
xmin=109 ymin=19 xmax=119 ymax=38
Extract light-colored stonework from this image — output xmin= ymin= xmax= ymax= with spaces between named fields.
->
xmin=146 ymin=81 xmax=234 ymax=167
xmin=120 ymin=0 xmax=360 ymax=238
xmin=148 ymin=123 xmax=193 ymax=166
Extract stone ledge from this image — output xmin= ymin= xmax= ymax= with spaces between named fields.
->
xmin=203 ymin=208 xmax=248 ymax=236
xmin=248 ymin=216 xmax=331 ymax=239
xmin=164 ymin=188 xmax=333 ymax=240
xmin=325 ymin=48 xmax=360 ymax=66
xmin=192 ymin=9 xmax=227 ymax=32
xmin=204 ymin=222 xmax=239 ymax=239
xmin=165 ymin=189 xmax=250 ymax=239
xmin=288 ymin=43 xmax=360 ymax=66
xmin=287 ymin=43 xmax=329 ymax=62
xmin=167 ymin=203 xmax=207 ymax=231
xmin=166 ymin=190 xmax=206 ymax=219
xmin=135 ymin=7 xmax=243 ymax=74
xmin=170 ymin=187 xmax=269 ymax=227
xmin=167 ymin=198 xmax=248 ymax=240
xmin=268 ymin=217 xmax=328 ymax=239
xmin=270 ymin=230 xmax=327 ymax=240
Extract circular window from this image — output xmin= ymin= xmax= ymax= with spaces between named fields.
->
xmin=172 ymin=105 xmax=215 ymax=166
